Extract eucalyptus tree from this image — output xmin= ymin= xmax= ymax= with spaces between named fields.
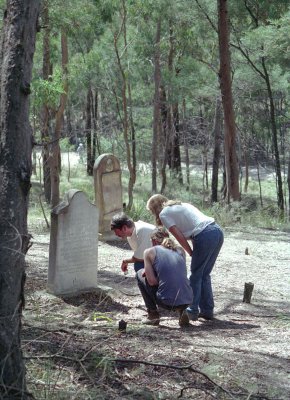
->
xmin=32 ymin=0 xmax=105 ymax=202
xmin=217 ymin=0 xmax=240 ymax=202
xmin=229 ymin=0 xmax=290 ymax=213
xmin=0 ymin=1 xmax=40 ymax=397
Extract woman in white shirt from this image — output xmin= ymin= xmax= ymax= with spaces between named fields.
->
xmin=146 ymin=194 xmax=224 ymax=321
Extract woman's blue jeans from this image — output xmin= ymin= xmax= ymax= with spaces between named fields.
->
xmin=187 ymin=223 xmax=224 ymax=319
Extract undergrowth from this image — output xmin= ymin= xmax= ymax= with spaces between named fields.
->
xmin=28 ymin=156 xmax=289 ymax=232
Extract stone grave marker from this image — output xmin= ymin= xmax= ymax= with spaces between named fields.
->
xmin=47 ymin=189 xmax=99 ymax=295
xmin=93 ymin=154 xmax=122 ymax=240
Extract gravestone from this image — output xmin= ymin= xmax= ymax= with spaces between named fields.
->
xmin=93 ymin=154 xmax=123 ymax=240
xmin=47 ymin=189 xmax=99 ymax=295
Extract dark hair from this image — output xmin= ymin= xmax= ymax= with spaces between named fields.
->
xmin=110 ymin=213 xmax=134 ymax=230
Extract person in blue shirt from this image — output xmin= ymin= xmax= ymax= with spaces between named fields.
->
xmin=136 ymin=227 xmax=193 ymax=327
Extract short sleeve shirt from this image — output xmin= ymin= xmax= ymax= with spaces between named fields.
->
xmin=160 ymin=203 xmax=214 ymax=238
xmin=127 ymin=220 xmax=156 ymax=259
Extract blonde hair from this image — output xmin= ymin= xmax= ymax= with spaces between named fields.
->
xmin=164 ymin=200 xmax=181 ymax=207
xmin=147 ymin=196 xmax=183 ymax=225
xmin=146 ymin=194 xmax=168 ymax=225
xmin=150 ymin=227 xmax=180 ymax=252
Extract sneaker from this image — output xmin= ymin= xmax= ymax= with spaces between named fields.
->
xmin=179 ymin=310 xmax=190 ymax=327
xmin=186 ymin=307 xmax=198 ymax=321
xmin=142 ymin=310 xmax=160 ymax=326
xmin=198 ymin=313 xmax=214 ymax=320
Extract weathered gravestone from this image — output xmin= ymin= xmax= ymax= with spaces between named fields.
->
xmin=47 ymin=189 xmax=99 ymax=295
xmin=93 ymin=154 xmax=123 ymax=240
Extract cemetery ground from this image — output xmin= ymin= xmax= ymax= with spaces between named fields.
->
xmin=24 ymin=224 xmax=289 ymax=400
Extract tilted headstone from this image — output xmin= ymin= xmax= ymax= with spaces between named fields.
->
xmin=47 ymin=189 xmax=99 ymax=295
xmin=93 ymin=154 xmax=122 ymax=240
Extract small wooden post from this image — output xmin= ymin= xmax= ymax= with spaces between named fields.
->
xmin=243 ymin=282 xmax=254 ymax=303
xmin=118 ymin=319 xmax=127 ymax=332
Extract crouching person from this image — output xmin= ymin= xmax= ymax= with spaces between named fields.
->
xmin=136 ymin=227 xmax=193 ymax=327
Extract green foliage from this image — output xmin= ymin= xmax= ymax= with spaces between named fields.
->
xmin=32 ymin=68 xmax=64 ymax=110
xmin=59 ymin=138 xmax=75 ymax=152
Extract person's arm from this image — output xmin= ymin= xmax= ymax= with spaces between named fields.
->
xmin=169 ymin=225 xmax=193 ymax=257
xmin=144 ymin=248 xmax=159 ymax=286
xmin=121 ymin=256 xmax=143 ymax=272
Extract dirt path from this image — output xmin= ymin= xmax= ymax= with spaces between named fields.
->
xmin=24 ymin=226 xmax=290 ymax=399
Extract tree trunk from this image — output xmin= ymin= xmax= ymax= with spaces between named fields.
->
xmin=113 ymin=0 xmax=135 ymax=209
xmin=211 ymin=96 xmax=222 ymax=203
xmin=152 ymin=18 xmax=161 ymax=193
xmin=0 ymin=1 xmax=40 ymax=397
xmin=243 ymin=146 xmax=249 ymax=193
xmin=172 ymin=103 xmax=183 ymax=183
xmin=50 ymin=31 xmax=68 ymax=207
xmin=182 ymin=99 xmax=190 ymax=190
xmin=256 ymin=157 xmax=263 ymax=207
xmin=261 ymin=58 xmax=284 ymax=212
xmin=159 ymin=86 xmax=168 ymax=193
xmin=91 ymin=90 xmax=97 ymax=163
xmin=92 ymin=89 xmax=101 ymax=157
xmin=41 ymin=0 xmax=52 ymax=203
xmin=287 ymin=157 xmax=290 ymax=219
xmin=217 ymin=0 xmax=240 ymax=202
xmin=86 ymin=87 xmax=93 ymax=175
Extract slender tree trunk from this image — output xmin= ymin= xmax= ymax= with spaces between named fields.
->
xmin=122 ymin=0 xmax=136 ymax=207
xmin=112 ymin=0 xmax=135 ymax=209
xmin=152 ymin=18 xmax=161 ymax=193
xmin=91 ymin=90 xmax=97 ymax=162
xmin=182 ymin=100 xmax=190 ymax=190
xmin=243 ymin=146 xmax=249 ymax=193
xmin=160 ymin=86 xmax=169 ymax=193
xmin=41 ymin=0 xmax=52 ymax=203
xmin=261 ymin=59 xmax=284 ymax=212
xmin=287 ymin=157 xmax=290 ymax=219
xmin=86 ymin=87 xmax=93 ymax=175
xmin=211 ymin=96 xmax=222 ymax=202
xmin=217 ymin=0 xmax=240 ymax=202
xmin=167 ymin=23 xmax=174 ymax=172
xmin=256 ymin=158 xmax=263 ymax=207
xmin=50 ymin=31 xmax=68 ymax=207
xmin=0 ymin=1 xmax=40 ymax=397
xmin=92 ymin=89 xmax=101 ymax=156
xmin=172 ymin=103 xmax=183 ymax=183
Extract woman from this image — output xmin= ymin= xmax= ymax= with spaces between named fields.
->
xmin=136 ymin=227 xmax=193 ymax=327
xmin=146 ymin=195 xmax=224 ymax=321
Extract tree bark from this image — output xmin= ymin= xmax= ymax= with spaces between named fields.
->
xmin=217 ymin=0 xmax=240 ymax=202
xmin=261 ymin=58 xmax=284 ymax=212
xmin=92 ymin=89 xmax=101 ymax=157
xmin=0 ymin=1 xmax=40 ymax=397
xmin=152 ymin=18 xmax=161 ymax=193
xmin=243 ymin=145 xmax=249 ymax=193
xmin=113 ymin=0 xmax=135 ymax=209
xmin=50 ymin=31 xmax=68 ymax=207
xmin=172 ymin=103 xmax=183 ymax=183
xmin=160 ymin=86 xmax=169 ymax=193
xmin=182 ymin=99 xmax=190 ymax=191
xmin=86 ymin=87 xmax=93 ymax=175
xmin=287 ymin=157 xmax=290 ymax=219
xmin=41 ymin=0 xmax=52 ymax=203
xmin=211 ymin=96 xmax=222 ymax=202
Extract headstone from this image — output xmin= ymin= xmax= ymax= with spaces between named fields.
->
xmin=47 ymin=189 xmax=99 ymax=295
xmin=93 ymin=154 xmax=123 ymax=240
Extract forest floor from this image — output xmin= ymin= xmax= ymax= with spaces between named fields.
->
xmin=24 ymin=224 xmax=290 ymax=400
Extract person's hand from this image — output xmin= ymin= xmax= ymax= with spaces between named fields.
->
xmin=121 ymin=260 xmax=128 ymax=273
xmin=142 ymin=270 xmax=146 ymax=277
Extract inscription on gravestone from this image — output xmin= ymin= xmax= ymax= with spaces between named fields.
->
xmin=48 ymin=189 xmax=99 ymax=295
